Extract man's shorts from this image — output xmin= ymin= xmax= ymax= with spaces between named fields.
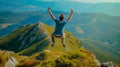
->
xmin=52 ymin=33 xmax=65 ymax=38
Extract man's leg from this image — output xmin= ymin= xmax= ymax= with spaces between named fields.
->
xmin=61 ymin=34 xmax=66 ymax=47
xmin=51 ymin=33 xmax=55 ymax=46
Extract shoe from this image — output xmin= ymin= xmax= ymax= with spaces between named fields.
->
xmin=51 ymin=43 xmax=54 ymax=47
xmin=63 ymin=43 xmax=66 ymax=47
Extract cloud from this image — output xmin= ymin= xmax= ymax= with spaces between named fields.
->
xmin=25 ymin=5 xmax=38 ymax=9
xmin=21 ymin=5 xmax=46 ymax=11
xmin=75 ymin=27 xmax=84 ymax=34
xmin=0 ymin=23 xmax=14 ymax=29
xmin=71 ymin=0 xmax=120 ymax=3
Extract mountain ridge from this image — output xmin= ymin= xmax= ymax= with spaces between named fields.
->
xmin=0 ymin=22 xmax=119 ymax=67
xmin=0 ymin=22 xmax=81 ymax=55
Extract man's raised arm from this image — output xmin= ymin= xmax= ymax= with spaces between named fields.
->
xmin=48 ymin=7 xmax=55 ymax=20
xmin=67 ymin=9 xmax=74 ymax=22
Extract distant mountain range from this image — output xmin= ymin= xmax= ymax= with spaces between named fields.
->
xmin=0 ymin=0 xmax=120 ymax=16
xmin=0 ymin=10 xmax=120 ymax=64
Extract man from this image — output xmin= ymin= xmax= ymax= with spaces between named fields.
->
xmin=48 ymin=7 xmax=74 ymax=47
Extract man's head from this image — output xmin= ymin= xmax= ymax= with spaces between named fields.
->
xmin=59 ymin=14 xmax=65 ymax=21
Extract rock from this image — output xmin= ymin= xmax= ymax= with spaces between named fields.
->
xmin=100 ymin=62 xmax=115 ymax=67
xmin=5 ymin=51 xmax=18 ymax=67
xmin=29 ymin=36 xmax=37 ymax=43
xmin=18 ymin=40 xmax=26 ymax=50
xmin=44 ymin=50 xmax=50 ymax=52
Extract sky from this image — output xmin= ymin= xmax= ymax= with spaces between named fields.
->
xmin=37 ymin=0 xmax=120 ymax=3
xmin=1 ymin=0 xmax=120 ymax=3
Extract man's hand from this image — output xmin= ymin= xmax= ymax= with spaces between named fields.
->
xmin=48 ymin=7 xmax=55 ymax=20
xmin=67 ymin=9 xmax=74 ymax=22
xmin=48 ymin=7 xmax=51 ymax=11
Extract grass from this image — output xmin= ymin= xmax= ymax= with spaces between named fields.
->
xmin=0 ymin=23 xmax=99 ymax=67
xmin=80 ymin=38 xmax=120 ymax=64
xmin=0 ymin=22 xmax=81 ymax=55
xmin=41 ymin=23 xmax=81 ymax=52
xmin=17 ymin=48 xmax=97 ymax=67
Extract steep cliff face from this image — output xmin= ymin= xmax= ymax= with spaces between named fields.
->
xmin=0 ymin=23 xmax=49 ymax=55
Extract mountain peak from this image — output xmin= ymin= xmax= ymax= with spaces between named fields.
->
xmin=0 ymin=22 xmax=119 ymax=67
xmin=0 ymin=22 xmax=81 ymax=55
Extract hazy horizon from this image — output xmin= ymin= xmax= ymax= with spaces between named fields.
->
xmin=0 ymin=0 xmax=120 ymax=16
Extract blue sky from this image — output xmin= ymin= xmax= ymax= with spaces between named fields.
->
xmin=37 ymin=0 xmax=120 ymax=3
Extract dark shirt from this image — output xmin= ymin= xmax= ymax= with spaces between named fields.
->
xmin=53 ymin=19 xmax=68 ymax=35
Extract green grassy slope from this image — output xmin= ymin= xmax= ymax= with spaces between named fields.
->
xmin=0 ymin=22 xmax=81 ymax=55
xmin=80 ymin=38 xmax=120 ymax=64
xmin=17 ymin=48 xmax=97 ymax=67
xmin=0 ymin=48 xmax=98 ymax=67
xmin=41 ymin=23 xmax=81 ymax=52
xmin=0 ymin=23 xmax=98 ymax=67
